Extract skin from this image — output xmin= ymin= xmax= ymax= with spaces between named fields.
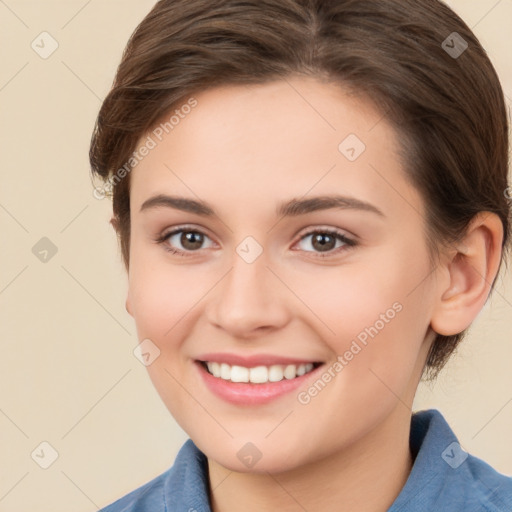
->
xmin=123 ymin=76 xmax=503 ymax=512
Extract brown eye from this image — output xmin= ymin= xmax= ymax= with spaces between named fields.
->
xmin=158 ymin=227 xmax=215 ymax=255
xmin=180 ymin=231 xmax=204 ymax=250
xmin=310 ymin=233 xmax=337 ymax=252
xmin=295 ymin=229 xmax=356 ymax=256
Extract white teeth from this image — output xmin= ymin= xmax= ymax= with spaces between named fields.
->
xmin=204 ymin=362 xmax=315 ymax=383
xmin=210 ymin=361 xmax=221 ymax=377
xmin=284 ymin=364 xmax=297 ymax=379
xmin=230 ymin=365 xmax=249 ymax=383
xmin=296 ymin=364 xmax=306 ymax=376
xmin=220 ymin=363 xmax=231 ymax=380
xmin=268 ymin=365 xmax=285 ymax=382
xmin=249 ymin=366 xmax=268 ymax=383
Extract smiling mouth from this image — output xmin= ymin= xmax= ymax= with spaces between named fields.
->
xmin=198 ymin=360 xmax=323 ymax=384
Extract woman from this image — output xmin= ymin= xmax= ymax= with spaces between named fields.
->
xmin=90 ymin=0 xmax=512 ymax=510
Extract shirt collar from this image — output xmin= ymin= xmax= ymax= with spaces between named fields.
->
xmin=164 ymin=409 xmax=509 ymax=512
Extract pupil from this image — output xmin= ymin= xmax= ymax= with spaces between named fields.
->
xmin=313 ymin=233 xmax=334 ymax=252
xmin=182 ymin=231 xmax=203 ymax=250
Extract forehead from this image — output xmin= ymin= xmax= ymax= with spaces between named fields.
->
xmin=128 ymin=77 xmax=420 ymax=222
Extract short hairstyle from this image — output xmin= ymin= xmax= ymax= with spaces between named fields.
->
xmin=89 ymin=0 xmax=511 ymax=382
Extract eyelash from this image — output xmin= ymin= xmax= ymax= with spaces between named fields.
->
xmin=154 ymin=225 xmax=357 ymax=258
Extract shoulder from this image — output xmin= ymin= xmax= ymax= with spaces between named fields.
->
xmin=98 ymin=439 xmax=209 ymax=512
xmin=461 ymin=450 xmax=512 ymax=511
xmin=398 ymin=409 xmax=512 ymax=511
xmin=390 ymin=409 xmax=512 ymax=511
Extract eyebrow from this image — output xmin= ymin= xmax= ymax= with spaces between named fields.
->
xmin=139 ymin=194 xmax=385 ymax=218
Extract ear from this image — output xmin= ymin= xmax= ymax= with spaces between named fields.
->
xmin=430 ymin=212 xmax=504 ymax=336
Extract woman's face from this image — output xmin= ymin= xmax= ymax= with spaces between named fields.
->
xmin=126 ymin=76 xmax=437 ymax=472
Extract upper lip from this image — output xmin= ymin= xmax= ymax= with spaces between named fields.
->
xmin=195 ymin=353 xmax=323 ymax=367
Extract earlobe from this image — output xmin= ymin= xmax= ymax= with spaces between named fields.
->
xmin=430 ymin=212 xmax=503 ymax=336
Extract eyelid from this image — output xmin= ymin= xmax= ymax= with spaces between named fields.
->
xmin=291 ymin=226 xmax=357 ymax=255
xmin=156 ymin=224 xmax=217 ymax=250
xmin=293 ymin=224 xmax=356 ymax=241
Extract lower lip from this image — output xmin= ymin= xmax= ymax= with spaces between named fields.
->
xmin=195 ymin=361 xmax=324 ymax=406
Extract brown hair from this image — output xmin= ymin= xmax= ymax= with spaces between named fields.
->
xmin=89 ymin=0 xmax=511 ymax=381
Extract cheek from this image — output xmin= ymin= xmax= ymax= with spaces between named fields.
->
xmin=284 ymin=255 xmax=432 ymax=449
xmin=291 ymin=242 xmax=433 ymax=381
xmin=127 ymin=256 xmax=211 ymax=417
xmin=297 ymin=260 xmax=427 ymax=333
xmin=128 ymin=243 xmax=214 ymax=340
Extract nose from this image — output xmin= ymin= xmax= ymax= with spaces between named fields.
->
xmin=205 ymin=250 xmax=291 ymax=339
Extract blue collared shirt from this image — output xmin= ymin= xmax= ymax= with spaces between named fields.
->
xmin=99 ymin=409 xmax=512 ymax=511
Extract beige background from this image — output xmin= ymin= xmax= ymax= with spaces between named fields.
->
xmin=0 ymin=1 xmax=511 ymax=510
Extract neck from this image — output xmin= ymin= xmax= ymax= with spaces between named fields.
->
xmin=207 ymin=403 xmax=414 ymax=512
